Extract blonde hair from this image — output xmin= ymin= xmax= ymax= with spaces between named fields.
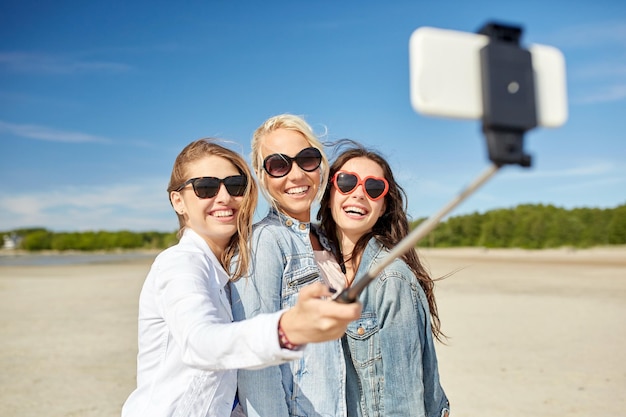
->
xmin=167 ymin=138 xmax=258 ymax=280
xmin=250 ymin=114 xmax=329 ymax=210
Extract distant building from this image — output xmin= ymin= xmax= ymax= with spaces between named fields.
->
xmin=2 ymin=233 xmax=22 ymax=250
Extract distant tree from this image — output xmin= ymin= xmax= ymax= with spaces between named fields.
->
xmin=479 ymin=209 xmax=515 ymax=247
xmin=9 ymin=203 xmax=625 ymax=252
xmin=608 ymin=204 xmax=626 ymax=244
xmin=114 ymin=230 xmax=144 ymax=249
xmin=20 ymin=229 xmax=53 ymax=250
xmin=573 ymin=207 xmax=611 ymax=247
xmin=510 ymin=204 xmax=547 ymax=248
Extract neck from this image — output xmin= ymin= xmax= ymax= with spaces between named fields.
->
xmin=339 ymin=235 xmax=359 ymax=284
xmin=204 ymin=236 xmax=228 ymax=261
xmin=339 ymin=234 xmax=357 ymax=260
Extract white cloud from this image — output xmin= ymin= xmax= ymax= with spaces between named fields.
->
xmin=0 ymin=179 xmax=175 ymax=232
xmin=0 ymin=52 xmax=132 ymax=74
xmin=571 ymin=63 xmax=626 ymax=79
xmin=547 ymin=21 xmax=626 ymax=105
xmin=547 ymin=176 xmax=626 ymax=192
xmin=571 ymin=84 xmax=626 ymax=104
xmin=0 ymin=120 xmax=112 ymax=144
xmin=502 ymin=162 xmax=615 ymax=179
xmin=548 ymin=21 xmax=626 ymax=48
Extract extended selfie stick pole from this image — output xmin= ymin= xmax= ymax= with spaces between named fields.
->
xmin=335 ymin=22 xmax=538 ymax=304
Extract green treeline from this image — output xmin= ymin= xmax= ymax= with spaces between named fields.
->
xmin=2 ymin=203 xmax=625 ymax=251
xmin=412 ymin=203 xmax=626 ymax=249
xmin=4 ymin=228 xmax=178 ymax=252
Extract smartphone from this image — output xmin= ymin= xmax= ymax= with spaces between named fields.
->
xmin=408 ymin=26 xmax=568 ymax=128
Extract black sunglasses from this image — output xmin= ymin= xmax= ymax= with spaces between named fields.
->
xmin=175 ymin=175 xmax=247 ymax=199
xmin=332 ymin=171 xmax=389 ymax=201
xmin=263 ymin=147 xmax=322 ymax=178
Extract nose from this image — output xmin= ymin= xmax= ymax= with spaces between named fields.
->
xmin=350 ymin=183 xmax=367 ymax=199
xmin=214 ymin=183 xmax=232 ymax=202
xmin=287 ymin=160 xmax=307 ymax=179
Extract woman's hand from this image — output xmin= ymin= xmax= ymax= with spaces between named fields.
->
xmin=279 ymin=282 xmax=362 ymax=346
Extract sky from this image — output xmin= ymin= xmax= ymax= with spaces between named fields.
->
xmin=1 ymin=0 xmax=625 ymax=233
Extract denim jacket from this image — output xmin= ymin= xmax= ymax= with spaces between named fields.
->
xmin=343 ymin=238 xmax=450 ymax=417
xmin=230 ymin=207 xmax=347 ymax=417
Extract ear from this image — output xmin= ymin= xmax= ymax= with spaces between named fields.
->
xmin=170 ymin=191 xmax=185 ymax=215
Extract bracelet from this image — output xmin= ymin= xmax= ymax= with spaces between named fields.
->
xmin=277 ymin=321 xmax=301 ymax=350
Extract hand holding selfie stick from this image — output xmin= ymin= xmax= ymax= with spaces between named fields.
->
xmin=335 ymin=22 xmax=562 ymax=304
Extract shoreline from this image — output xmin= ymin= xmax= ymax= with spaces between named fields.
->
xmin=1 ymin=245 xmax=624 ymax=262
xmin=419 ymin=245 xmax=626 ymax=266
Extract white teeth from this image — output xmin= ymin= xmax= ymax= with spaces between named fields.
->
xmin=345 ymin=206 xmax=366 ymax=215
xmin=286 ymin=186 xmax=308 ymax=195
xmin=213 ymin=209 xmax=234 ymax=217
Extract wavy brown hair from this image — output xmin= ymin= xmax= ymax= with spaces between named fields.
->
xmin=167 ymin=138 xmax=258 ymax=281
xmin=317 ymin=139 xmax=443 ymax=341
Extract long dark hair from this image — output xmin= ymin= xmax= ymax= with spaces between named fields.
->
xmin=317 ymin=139 xmax=443 ymax=341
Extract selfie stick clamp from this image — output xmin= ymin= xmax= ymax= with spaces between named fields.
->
xmin=479 ymin=22 xmax=537 ymax=167
xmin=335 ymin=21 xmax=539 ymax=304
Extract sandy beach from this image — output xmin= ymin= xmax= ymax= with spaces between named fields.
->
xmin=1 ymin=247 xmax=624 ymax=417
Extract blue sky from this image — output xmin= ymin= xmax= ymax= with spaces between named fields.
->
xmin=1 ymin=1 xmax=624 ymax=232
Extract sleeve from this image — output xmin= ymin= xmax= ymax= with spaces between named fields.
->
xmin=229 ymin=226 xmax=292 ymax=417
xmin=153 ymin=250 xmax=302 ymax=371
xmin=377 ymin=270 xmax=429 ymax=416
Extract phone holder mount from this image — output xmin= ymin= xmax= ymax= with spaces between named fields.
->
xmin=479 ymin=22 xmax=537 ymax=167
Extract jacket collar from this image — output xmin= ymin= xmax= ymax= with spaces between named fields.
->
xmin=266 ymin=206 xmax=333 ymax=252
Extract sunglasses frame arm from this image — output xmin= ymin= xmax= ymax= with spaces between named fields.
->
xmin=174 ymin=178 xmax=194 ymax=192
xmin=334 ymin=163 xmax=500 ymax=303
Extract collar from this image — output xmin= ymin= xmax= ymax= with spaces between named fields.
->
xmin=266 ymin=207 xmax=333 ymax=252
xmin=182 ymin=228 xmax=230 ymax=287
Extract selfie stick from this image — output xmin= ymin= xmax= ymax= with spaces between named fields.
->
xmin=335 ymin=22 xmax=538 ymax=303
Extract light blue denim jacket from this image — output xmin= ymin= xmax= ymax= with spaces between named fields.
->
xmin=230 ymin=208 xmax=347 ymax=417
xmin=344 ymin=238 xmax=450 ymax=417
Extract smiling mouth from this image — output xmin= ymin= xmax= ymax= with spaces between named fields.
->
xmin=286 ymin=185 xmax=309 ymax=195
xmin=212 ymin=209 xmax=234 ymax=218
xmin=344 ymin=206 xmax=367 ymax=215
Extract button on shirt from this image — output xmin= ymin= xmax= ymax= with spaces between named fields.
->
xmin=122 ymin=229 xmax=302 ymax=417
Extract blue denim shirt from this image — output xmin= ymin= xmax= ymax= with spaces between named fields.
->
xmin=344 ymin=238 xmax=450 ymax=417
xmin=230 ymin=208 xmax=347 ymax=417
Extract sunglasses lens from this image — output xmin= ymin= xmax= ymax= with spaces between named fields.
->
xmin=296 ymin=148 xmax=322 ymax=172
xmin=264 ymin=155 xmax=291 ymax=177
xmin=334 ymin=171 xmax=388 ymax=200
xmin=193 ymin=178 xmax=220 ymax=199
xmin=264 ymin=148 xmax=322 ymax=178
xmin=336 ymin=172 xmax=358 ymax=194
xmin=224 ymin=175 xmax=247 ymax=196
xmin=365 ymin=178 xmax=387 ymax=199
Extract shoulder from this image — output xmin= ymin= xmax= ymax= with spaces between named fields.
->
xmin=154 ymin=239 xmax=200 ymax=263
xmin=368 ymin=242 xmax=417 ymax=283
xmin=151 ymin=234 xmax=218 ymax=278
xmin=252 ymin=219 xmax=290 ymax=246
xmin=253 ymin=216 xmax=282 ymax=233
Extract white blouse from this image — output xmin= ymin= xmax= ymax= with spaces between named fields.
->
xmin=122 ymin=229 xmax=302 ymax=417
